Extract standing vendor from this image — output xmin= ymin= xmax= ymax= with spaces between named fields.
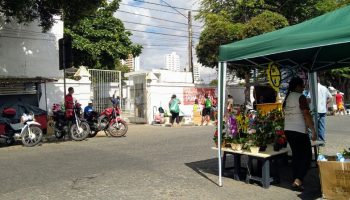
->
xmin=65 ymin=87 xmax=74 ymax=119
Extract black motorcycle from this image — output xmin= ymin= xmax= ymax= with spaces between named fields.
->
xmin=52 ymin=102 xmax=90 ymax=141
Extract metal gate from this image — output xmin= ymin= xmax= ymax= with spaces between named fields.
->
xmin=88 ymin=69 xmax=121 ymax=113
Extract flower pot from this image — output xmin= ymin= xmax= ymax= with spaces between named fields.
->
xmin=259 ymin=145 xmax=267 ymax=152
xmin=250 ymin=146 xmax=260 ymax=154
xmin=236 ymin=143 xmax=243 ymax=151
xmin=215 ymin=141 xmax=226 ymax=148
xmin=230 ymin=143 xmax=237 ymax=150
xmin=273 ymin=143 xmax=282 ymax=151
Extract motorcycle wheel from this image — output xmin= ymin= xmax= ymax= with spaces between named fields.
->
xmin=70 ymin=122 xmax=90 ymax=141
xmin=5 ymin=137 xmax=15 ymax=146
xmin=107 ymin=121 xmax=128 ymax=137
xmin=21 ymin=126 xmax=43 ymax=147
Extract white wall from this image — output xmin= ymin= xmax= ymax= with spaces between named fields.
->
xmin=39 ymin=77 xmax=91 ymax=114
xmin=146 ymin=82 xmax=196 ymax=124
xmin=0 ymin=18 xmax=63 ymax=78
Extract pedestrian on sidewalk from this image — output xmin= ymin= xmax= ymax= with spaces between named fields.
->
xmin=317 ymin=78 xmax=332 ymax=141
xmin=335 ymin=91 xmax=346 ymax=115
xmin=283 ymin=76 xmax=316 ymax=191
xmin=201 ymin=94 xmax=212 ymax=126
xmin=169 ymin=94 xmax=181 ymax=127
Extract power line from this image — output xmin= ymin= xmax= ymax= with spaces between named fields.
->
xmin=159 ymin=0 xmax=187 ymax=19
xmin=126 ymin=28 xmax=199 ymax=39
xmin=120 ymin=2 xmax=180 ymax=15
xmin=132 ymin=0 xmax=198 ymax=11
xmin=118 ymin=10 xmax=202 ymax=27
xmin=122 ymin=20 xmax=201 ymax=35
xmin=139 ymin=44 xmax=187 ymax=47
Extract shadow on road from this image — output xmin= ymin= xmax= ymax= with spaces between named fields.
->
xmin=185 ymin=156 xmax=322 ymax=199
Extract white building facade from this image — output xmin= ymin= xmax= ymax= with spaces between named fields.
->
xmin=193 ymin=63 xmax=201 ymax=83
xmin=165 ymin=52 xmax=180 ymax=72
xmin=0 ymin=18 xmax=92 ymax=113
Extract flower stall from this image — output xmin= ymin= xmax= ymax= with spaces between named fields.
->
xmin=213 ymin=107 xmax=287 ymax=154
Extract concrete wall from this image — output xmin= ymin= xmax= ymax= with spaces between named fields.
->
xmin=0 ymin=18 xmax=63 ymax=78
xmin=146 ymin=82 xmax=196 ymax=124
xmin=39 ymin=77 xmax=91 ymax=114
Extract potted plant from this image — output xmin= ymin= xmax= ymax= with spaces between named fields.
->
xmin=213 ymin=130 xmax=227 ymax=148
xmin=233 ymin=137 xmax=246 ymax=151
xmin=273 ymin=130 xmax=287 ymax=151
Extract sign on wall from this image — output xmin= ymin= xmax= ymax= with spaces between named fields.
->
xmin=183 ymin=88 xmax=217 ymax=105
xmin=266 ymin=62 xmax=281 ymax=92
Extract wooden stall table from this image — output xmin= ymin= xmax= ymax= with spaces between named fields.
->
xmin=212 ymin=145 xmax=289 ymax=188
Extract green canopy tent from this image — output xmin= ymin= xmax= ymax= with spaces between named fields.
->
xmin=215 ymin=5 xmax=350 ymax=186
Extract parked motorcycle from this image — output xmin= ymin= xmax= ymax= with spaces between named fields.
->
xmin=85 ymin=106 xmax=128 ymax=137
xmin=1 ymin=111 xmax=43 ymax=147
xmin=52 ymin=102 xmax=90 ymax=141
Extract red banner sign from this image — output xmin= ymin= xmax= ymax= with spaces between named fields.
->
xmin=183 ymin=88 xmax=217 ymax=105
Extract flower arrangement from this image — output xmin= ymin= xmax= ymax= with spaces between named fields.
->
xmin=226 ymin=115 xmax=247 ymax=150
xmin=213 ymin=122 xmax=228 ymax=147
xmin=246 ymin=111 xmax=275 ymax=149
xmin=212 ymin=106 xmax=286 ymax=152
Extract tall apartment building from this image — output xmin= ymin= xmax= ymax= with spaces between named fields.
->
xmin=122 ymin=54 xmax=140 ymax=72
xmin=165 ymin=52 xmax=180 ymax=72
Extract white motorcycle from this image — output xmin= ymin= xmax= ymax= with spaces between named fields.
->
xmin=1 ymin=113 xmax=43 ymax=147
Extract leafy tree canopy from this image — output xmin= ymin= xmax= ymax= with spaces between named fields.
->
xmin=65 ymin=0 xmax=142 ymax=70
xmin=0 ymin=0 xmax=105 ymax=31
xmin=196 ymin=12 xmax=243 ymax=68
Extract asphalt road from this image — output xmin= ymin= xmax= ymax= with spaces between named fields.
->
xmin=0 ymin=116 xmax=348 ymax=200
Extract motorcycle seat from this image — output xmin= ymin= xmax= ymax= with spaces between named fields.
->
xmin=10 ymin=123 xmax=24 ymax=131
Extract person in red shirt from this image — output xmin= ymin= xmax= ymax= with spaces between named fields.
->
xmin=65 ymin=87 xmax=74 ymax=118
xmin=335 ymin=91 xmax=345 ymax=115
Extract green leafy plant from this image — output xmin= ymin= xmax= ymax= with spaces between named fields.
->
xmin=342 ymin=148 xmax=350 ymax=157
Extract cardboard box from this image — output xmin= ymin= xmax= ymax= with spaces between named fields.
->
xmin=318 ymin=158 xmax=350 ymax=200
xmin=192 ymin=110 xmax=202 ymax=125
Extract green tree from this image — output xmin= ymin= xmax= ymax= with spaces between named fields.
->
xmin=196 ymin=3 xmax=289 ymax=103
xmin=0 ymin=0 xmax=105 ymax=31
xmin=65 ymin=0 xmax=142 ymax=70
xmin=196 ymin=13 xmax=243 ymax=68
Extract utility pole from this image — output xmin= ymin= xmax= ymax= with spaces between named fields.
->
xmin=188 ymin=11 xmax=194 ymax=83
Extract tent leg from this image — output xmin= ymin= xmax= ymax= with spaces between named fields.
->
xmin=217 ymin=61 xmax=227 ymax=187
xmin=309 ymin=72 xmax=318 ymax=139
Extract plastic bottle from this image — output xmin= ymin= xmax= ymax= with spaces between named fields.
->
xmin=336 ymin=153 xmax=345 ymax=162
xmin=317 ymin=154 xmax=327 ymax=161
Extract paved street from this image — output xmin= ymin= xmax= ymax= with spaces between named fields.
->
xmin=0 ymin=116 xmax=349 ymax=200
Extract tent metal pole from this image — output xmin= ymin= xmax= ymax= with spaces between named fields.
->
xmin=217 ymin=61 xmax=226 ymax=187
xmin=309 ymin=72 xmax=318 ymax=139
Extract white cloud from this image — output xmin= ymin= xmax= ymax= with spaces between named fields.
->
xmin=115 ymin=0 xmax=206 ymax=71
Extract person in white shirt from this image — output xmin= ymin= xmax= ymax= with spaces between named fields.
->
xmin=284 ymin=77 xmax=316 ymax=191
xmin=317 ymin=78 xmax=332 ymax=142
